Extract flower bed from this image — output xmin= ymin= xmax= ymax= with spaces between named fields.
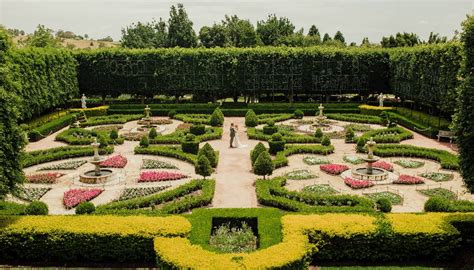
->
xmin=138 ymin=171 xmax=188 ymax=183
xmin=38 ymin=160 xmax=87 ymax=170
xmin=420 ymin=172 xmax=454 ymax=182
xmin=418 ymin=188 xmax=457 ymax=200
xmin=63 ymin=189 xmax=103 ymax=208
xmin=26 ymin=172 xmax=65 ymax=184
xmin=372 ymin=161 xmax=394 ymax=171
xmin=209 ymin=222 xmax=257 ymax=253
xmin=100 ymin=155 xmax=127 ymax=168
xmin=91 ymin=125 xmax=123 ymax=132
xmin=393 ymin=175 xmax=424 ymax=185
xmin=118 ymin=186 xmax=170 ymax=201
xmin=284 ymin=169 xmax=317 ymax=180
xmin=303 ymin=156 xmax=330 ymax=165
xmin=302 ymin=184 xmax=338 ymax=195
xmin=344 ymin=177 xmax=374 ymax=189
xmin=394 ymin=159 xmax=425 ymax=168
xmin=141 ymin=159 xmax=178 ymax=169
xmin=365 ymin=191 xmax=403 ymax=205
xmin=16 ymin=187 xmax=51 ymax=201
xmin=320 ymin=164 xmax=349 ymax=175
xmin=343 ymin=155 xmax=365 ymax=165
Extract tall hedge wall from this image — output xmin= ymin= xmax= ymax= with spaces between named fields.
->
xmin=455 ymin=16 xmax=474 ymax=192
xmin=389 ymin=43 xmax=462 ymax=115
xmin=5 ymin=48 xmax=79 ymax=120
xmin=75 ymin=47 xmax=390 ymax=100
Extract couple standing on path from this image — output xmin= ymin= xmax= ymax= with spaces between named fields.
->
xmin=229 ymin=123 xmax=247 ymax=148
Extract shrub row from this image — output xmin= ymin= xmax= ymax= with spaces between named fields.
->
xmin=425 ymin=196 xmax=474 ymax=212
xmin=356 ymin=127 xmax=413 ymax=150
xmin=81 ymin=114 xmax=142 ymax=127
xmin=247 ymin=128 xmax=320 ymax=144
xmin=256 ymin=177 xmax=375 ymax=213
xmin=27 ymin=113 xmax=77 ymax=142
xmin=69 ymin=105 xmax=109 ymax=117
xmin=149 ymin=127 xmax=222 ymax=144
xmin=55 ymin=128 xmax=124 ymax=145
xmin=273 ymin=144 xmax=335 ymax=168
xmin=326 ymin=113 xmax=383 ymax=124
xmin=134 ymin=145 xmax=197 ymax=165
xmin=23 ymin=145 xmax=114 ymax=168
xmin=96 ymin=179 xmax=215 ymax=215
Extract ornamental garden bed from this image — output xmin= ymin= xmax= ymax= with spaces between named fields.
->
xmin=210 ymin=217 xmax=259 ymax=253
xmin=38 ymin=160 xmax=87 ymax=170
xmin=138 ymin=171 xmax=188 ymax=183
xmin=117 ymin=186 xmax=171 ymax=201
xmin=15 ymin=187 xmax=51 ymax=201
xmin=320 ymin=164 xmax=350 ymax=175
xmin=418 ymin=188 xmax=457 ymax=200
xmin=364 ymin=191 xmax=403 ymax=205
xmin=284 ymin=169 xmax=317 ymax=180
xmin=394 ymin=159 xmax=425 ymax=168
xmin=141 ymin=159 xmax=178 ymax=169
xmin=302 ymin=184 xmax=339 ymax=195
xmin=26 ymin=172 xmax=65 ymax=184
xmin=420 ymin=172 xmax=454 ymax=182
xmin=99 ymin=155 xmax=128 ymax=168
xmin=63 ymin=188 xmax=103 ymax=209
xmin=303 ymin=156 xmax=330 ymax=165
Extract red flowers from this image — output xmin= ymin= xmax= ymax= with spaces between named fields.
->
xmin=320 ymin=164 xmax=349 ymax=175
xmin=27 ymin=172 xmax=64 ymax=184
xmin=393 ymin=175 xmax=424 ymax=185
xmin=344 ymin=177 xmax=374 ymax=189
xmin=63 ymin=189 xmax=103 ymax=208
xmin=100 ymin=155 xmax=127 ymax=168
xmin=138 ymin=171 xmax=188 ymax=183
xmin=372 ymin=161 xmax=393 ymax=171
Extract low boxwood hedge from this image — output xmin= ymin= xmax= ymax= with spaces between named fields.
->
xmin=247 ymin=128 xmax=320 ymax=144
xmin=80 ymin=114 xmax=142 ymax=127
xmin=56 ymin=128 xmax=124 ymax=145
xmin=27 ymin=113 xmax=77 ymax=142
xmin=273 ymin=144 xmax=334 ymax=168
xmin=356 ymin=127 xmax=413 ymax=148
xmin=134 ymin=145 xmax=198 ymax=165
xmin=326 ymin=113 xmax=383 ymax=124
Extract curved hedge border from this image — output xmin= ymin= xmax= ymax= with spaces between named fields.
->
xmin=56 ymin=128 xmax=124 ymax=145
xmin=247 ymin=127 xmax=320 ymax=144
xmin=149 ymin=127 xmax=222 ymax=144
xmin=273 ymin=144 xmax=334 ymax=168
xmin=357 ymin=127 xmax=413 ymax=146
xmin=326 ymin=113 xmax=382 ymax=124
xmin=23 ymin=146 xmax=114 ymax=168
xmin=80 ymin=114 xmax=142 ymax=127
xmin=372 ymin=144 xmax=459 ymax=170
xmin=134 ymin=145 xmax=198 ymax=165
xmin=26 ymin=113 xmax=77 ymax=142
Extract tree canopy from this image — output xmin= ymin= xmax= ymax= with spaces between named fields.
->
xmin=256 ymin=14 xmax=295 ymax=45
xmin=167 ymin=3 xmax=197 ymax=47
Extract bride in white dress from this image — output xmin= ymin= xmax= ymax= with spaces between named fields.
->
xmin=233 ymin=125 xmax=247 ymax=148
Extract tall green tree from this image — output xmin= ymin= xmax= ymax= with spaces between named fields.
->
xmin=222 ymin=15 xmax=259 ymax=47
xmin=361 ymin=37 xmax=370 ymax=46
xmin=334 ymin=30 xmax=345 ymax=44
xmin=121 ymin=19 xmax=167 ymax=48
xmin=199 ymin=23 xmax=229 ymax=48
xmin=427 ymin=32 xmax=448 ymax=44
xmin=381 ymin=32 xmax=420 ymax=47
xmin=322 ymin=33 xmax=331 ymax=42
xmin=24 ymin=24 xmax=60 ymax=48
xmin=256 ymin=14 xmax=295 ymax=45
xmin=454 ymin=15 xmax=474 ymax=191
xmin=308 ymin=25 xmax=320 ymax=37
xmin=167 ymin=3 xmax=197 ymax=47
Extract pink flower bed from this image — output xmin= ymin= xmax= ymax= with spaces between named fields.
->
xmin=372 ymin=161 xmax=393 ymax=171
xmin=27 ymin=172 xmax=64 ymax=184
xmin=99 ymin=155 xmax=127 ymax=168
xmin=344 ymin=177 xmax=374 ymax=189
xmin=393 ymin=174 xmax=424 ymax=185
xmin=63 ymin=189 xmax=103 ymax=208
xmin=138 ymin=171 xmax=188 ymax=183
xmin=320 ymin=164 xmax=349 ymax=175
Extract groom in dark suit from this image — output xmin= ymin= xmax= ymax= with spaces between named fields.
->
xmin=230 ymin=123 xmax=236 ymax=148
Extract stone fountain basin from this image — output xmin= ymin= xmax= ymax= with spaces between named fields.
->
xmin=296 ymin=124 xmax=344 ymax=133
xmin=80 ymin=169 xmax=115 ymax=184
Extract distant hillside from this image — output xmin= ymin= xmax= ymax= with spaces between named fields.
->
xmin=13 ymin=36 xmax=120 ymax=49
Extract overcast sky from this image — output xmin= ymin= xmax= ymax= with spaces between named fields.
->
xmin=0 ymin=0 xmax=472 ymax=44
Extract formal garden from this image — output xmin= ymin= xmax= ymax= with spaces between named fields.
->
xmin=1 ymin=15 xmax=474 ymax=269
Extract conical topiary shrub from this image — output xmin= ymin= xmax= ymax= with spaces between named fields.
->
xmin=195 ymin=154 xmax=212 ymax=179
xmin=253 ymin=151 xmax=274 ymax=179
xmin=198 ymin=142 xmax=218 ymax=168
xmin=245 ymin=109 xmax=258 ymax=127
xmin=251 ymin=142 xmax=267 ymax=165
xmin=210 ymin=108 xmax=224 ymax=127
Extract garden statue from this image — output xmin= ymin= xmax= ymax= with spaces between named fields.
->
xmin=81 ymin=94 xmax=87 ymax=109
xmin=378 ymin=92 xmax=384 ymax=107
xmin=144 ymin=105 xmax=151 ymax=119
xmin=318 ymin=103 xmax=324 ymax=117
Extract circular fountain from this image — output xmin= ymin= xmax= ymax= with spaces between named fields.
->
xmin=79 ymin=138 xmax=115 ymax=184
xmin=351 ymin=137 xmax=388 ymax=181
xmin=137 ymin=105 xmax=157 ymax=131
xmin=296 ymin=103 xmax=344 ymax=133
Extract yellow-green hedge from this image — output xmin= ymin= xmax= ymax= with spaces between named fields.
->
xmin=359 ymin=104 xmax=394 ymax=115
xmin=70 ymin=105 xmax=109 ymax=117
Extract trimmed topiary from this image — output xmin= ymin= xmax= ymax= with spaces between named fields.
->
xmin=210 ymin=108 xmax=224 ymax=127
xmin=253 ymin=151 xmax=274 ymax=179
xmin=148 ymin=127 xmax=158 ymax=139
xmin=182 ymin=134 xmax=199 ymax=154
xmin=75 ymin=201 xmax=96 ymax=214
xmin=198 ymin=143 xmax=218 ymax=167
xmin=98 ymin=135 xmax=109 ymax=148
xmin=269 ymin=133 xmax=285 ymax=155
xmin=424 ymin=196 xmax=451 ymax=212
xmin=321 ymin=135 xmax=331 ymax=146
xmin=251 ymin=142 xmax=267 ymax=165
xmin=345 ymin=127 xmax=355 ymax=143
xmin=314 ymin=128 xmax=323 ymax=139
xmin=195 ymin=154 xmax=212 ymax=179
xmin=168 ymin=110 xmax=177 ymax=118
xmin=245 ymin=109 xmax=258 ymax=127
xmin=25 ymin=201 xmax=48 ymax=215
xmin=376 ymin=198 xmax=392 ymax=213
xmin=140 ymin=135 xmax=149 ymax=148
xmin=109 ymin=129 xmax=119 ymax=141
xmin=263 ymin=122 xmax=278 ymax=135
xmin=294 ymin=109 xmax=304 ymax=119
xmin=190 ymin=124 xmax=206 ymax=135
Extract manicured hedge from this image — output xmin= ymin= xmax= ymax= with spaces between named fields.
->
xmin=256 ymin=177 xmax=375 ymax=213
xmin=81 ymin=114 xmax=142 ymax=127
xmin=326 ymin=113 xmax=382 ymax=124
xmin=27 ymin=113 xmax=77 ymax=142
xmin=75 ymin=47 xmax=389 ymax=101
xmin=356 ymin=127 xmax=413 ymax=150
xmin=371 ymin=144 xmax=459 ymax=170
xmin=149 ymin=127 xmax=222 ymax=144
xmin=95 ymin=179 xmax=215 ymax=215
xmin=247 ymin=127 xmax=320 ymax=144
xmin=23 ymin=146 xmax=114 ymax=168
xmin=134 ymin=145 xmax=198 ymax=165
xmin=273 ymin=144 xmax=334 ymax=168
xmin=0 ymin=215 xmax=190 ymax=264
xmin=56 ymin=128 xmax=124 ymax=145
xmin=6 ymin=48 xmax=79 ymax=120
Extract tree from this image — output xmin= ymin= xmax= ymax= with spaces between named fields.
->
xmin=210 ymin=108 xmax=224 ymax=126
xmin=140 ymin=135 xmax=149 ymax=147
xmin=198 ymin=143 xmax=218 ymax=167
xmin=195 ymin=155 xmax=212 ymax=179
xmin=427 ymin=32 xmax=447 ymax=44
xmin=168 ymin=3 xmax=197 ymax=47
xmin=454 ymin=15 xmax=474 ymax=191
xmin=222 ymin=15 xmax=259 ymax=47
xmin=275 ymin=30 xmax=320 ymax=47
xmin=98 ymin=36 xmax=114 ymax=42
xmin=56 ymin=30 xmax=77 ymax=39
xmin=148 ymin=127 xmax=158 ymax=139
xmin=322 ymin=33 xmax=331 ymax=43
xmin=245 ymin=109 xmax=258 ymax=127
xmin=84 ymin=34 xmax=89 ymax=39
xmin=250 ymin=142 xmax=266 ymax=165
xmin=6 ymin=28 xmax=25 ymax=37
xmin=121 ymin=19 xmax=167 ymax=48
xmin=381 ymin=32 xmax=420 ymax=48
xmin=256 ymin=14 xmax=295 ymax=45
xmin=24 ymin=24 xmax=60 ymax=48
xmin=334 ymin=31 xmax=345 ymax=44
xmin=253 ymin=151 xmax=274 ymax=179
xmin=308 ymin=25 xmax=320 ymax=37
xmin=361 ymin=37 xmax=370 ymax=46
xmin=199 ymin=23 xmax=229 ymax=48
